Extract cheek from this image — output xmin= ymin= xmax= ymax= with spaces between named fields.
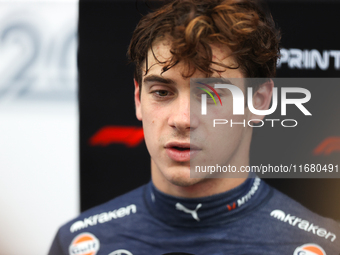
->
xmin=141 ymin=103 xmax=169 ymax=142
xmin=203 ymin=103 xmax=246 ymax=143
xmin=141 ymin=103 xmax=165 ymax=124
xmin=205 ymin=100 xmax=235 ymax=119
xmin=141 ymin=116 xmax=158 ymax=156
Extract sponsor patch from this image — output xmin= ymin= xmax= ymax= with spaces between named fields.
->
xmin=270 ymin=210 xmax=336 ymax=242
xmin=237 ymin=177 xmax=261 ymax=207
xmin=226 ymin=177 xmax=261 ymax=211
xmin=70 ymin=204 xmax=137 ymax=233
xmin=69 ymin=232 xmax=100 ymax=255
xmin=293 ymin=243 xmax=326 ymax=255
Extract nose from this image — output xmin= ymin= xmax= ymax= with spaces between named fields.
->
xmin=168 ymin=93 xmax=198 ymax=132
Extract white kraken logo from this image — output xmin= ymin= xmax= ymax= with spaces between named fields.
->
xmin=176 ymin=203 xmax=202 ymax=221
xmin=270 ymin=209 xmax=336 ymax=242
xmin=270 ymin=209 xmax=286 ymax=221
xmin=70 ymin=204 xmax=137 ymax=233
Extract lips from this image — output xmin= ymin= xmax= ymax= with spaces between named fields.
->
xmin=164 ymin=142 xmax=201 ymax=162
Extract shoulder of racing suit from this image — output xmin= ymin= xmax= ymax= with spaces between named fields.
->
xmin=48 ymin=179 xmax=340 ymax=255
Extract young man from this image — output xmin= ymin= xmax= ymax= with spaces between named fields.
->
xmin=49 ymin=0 xmax=340 ymax=254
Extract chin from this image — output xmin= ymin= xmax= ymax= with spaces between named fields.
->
xmin=165 ymin=168 xmax=205 ymax=187
xmin=169 ymin=178 xmax=202 ymax=187
xmin=153 ymin=160 xmax=207 ymax=189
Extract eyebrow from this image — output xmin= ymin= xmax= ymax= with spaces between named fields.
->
xmin=143 ymin=75 xmax=175 ymax=85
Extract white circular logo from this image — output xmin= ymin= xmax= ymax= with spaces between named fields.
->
xmin=293 ymin=243 xmax=326 ymax=255
xmin=108 ymin=249 xmax=133 ymax=255
xmin=68 ymin=232 xmax=100 ymax=255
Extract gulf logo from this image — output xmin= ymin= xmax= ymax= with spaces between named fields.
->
xmin=69 ymin=232 xmax=100 ymax=255
xmin=293 ymin=243 xmax=326 ymax=255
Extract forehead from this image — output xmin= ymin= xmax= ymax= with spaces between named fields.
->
xmin=143 ymin=38 xmax=241 ymax=79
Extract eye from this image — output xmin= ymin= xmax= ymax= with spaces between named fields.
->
xmin=150 ymin=89 xmax=175 ymax=100
xmin=155 ymin=90 xmax=169 ymax=97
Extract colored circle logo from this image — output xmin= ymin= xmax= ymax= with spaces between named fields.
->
xmin=69 ymin=232 xmax=100 ymax=255
xmin=293 ymin=243 xmax=326 ymax=255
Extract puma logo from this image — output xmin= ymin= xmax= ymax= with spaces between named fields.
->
xmin=175 ymin=203 xmax=202 ymax=221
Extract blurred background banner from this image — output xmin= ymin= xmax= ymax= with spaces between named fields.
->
xmin=0 ymin=0 xmax=79 ymax=254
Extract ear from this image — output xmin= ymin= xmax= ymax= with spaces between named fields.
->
xmin=134 ymin=79 xmax=142 ymax=121
xmin=248 ymin=79 xmax=274 ymax=123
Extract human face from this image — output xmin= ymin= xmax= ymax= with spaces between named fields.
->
xmin=134 ymin=39 xmax=264 ymax=191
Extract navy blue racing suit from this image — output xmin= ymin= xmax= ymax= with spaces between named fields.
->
xmin=49 ymin=177 xmax=340 ymax=255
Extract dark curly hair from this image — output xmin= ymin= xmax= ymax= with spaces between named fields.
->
xmin=128 ymin=0 xmax=280 ymax=89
